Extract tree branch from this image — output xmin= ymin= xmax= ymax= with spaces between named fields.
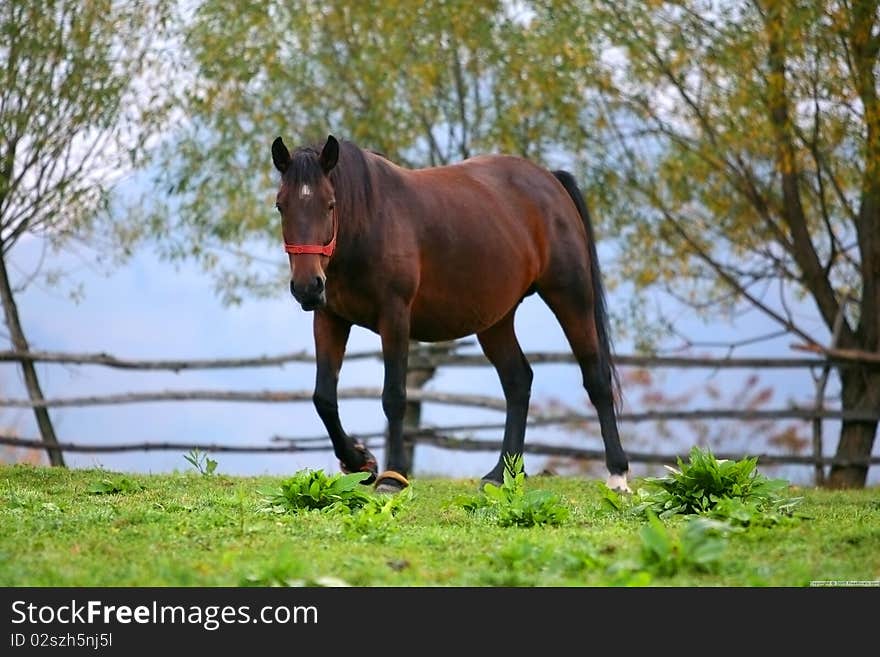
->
xmin=763 ymin=4 xmax=854 ymax=344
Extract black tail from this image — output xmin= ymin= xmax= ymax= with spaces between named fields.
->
xmin=552 ymin=170 xmax=621 ymax=408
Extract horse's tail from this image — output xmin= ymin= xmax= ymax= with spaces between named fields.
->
xmin=552 ymin=170 xmax=621 ymax=408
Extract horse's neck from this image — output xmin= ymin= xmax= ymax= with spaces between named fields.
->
xmin=334 ymin=149 xmax=396 ymax=244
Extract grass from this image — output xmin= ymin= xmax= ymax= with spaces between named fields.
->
xmin=1 ymin=463 xmax=879 ymax=586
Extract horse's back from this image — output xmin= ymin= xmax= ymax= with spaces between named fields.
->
xmin=378 ymin=153 xmax=587 ymax=340
xmin=405 ymin=153 xmax=589 ymax=273
xmin=412 ymin=153 xmax=564 ymax=203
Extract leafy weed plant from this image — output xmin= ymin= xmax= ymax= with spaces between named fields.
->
xmin=637 ymin=513 xmax=730 ymax=576
xmin=342 ymin=487 xmax=413 ymax=540
xmin=457 ymin=454 xmax=569 ymax=527
xmin=262 ymin=469 xmax=375 ymax=513
xmin=633 ymin=446 xmax=801 ymax=525
xmin=86 ymin=475 xmax=144 ymax=495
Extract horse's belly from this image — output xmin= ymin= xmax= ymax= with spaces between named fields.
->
xmin=408 ymin=288 xmax=523 ymax=341
xmin=407 ymin=243 xmax=538 ymax=340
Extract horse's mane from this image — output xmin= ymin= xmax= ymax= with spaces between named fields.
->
xmin=282 ymin=139 xmax=377 ymax=235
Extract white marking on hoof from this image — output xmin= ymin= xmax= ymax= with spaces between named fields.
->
xmin=606 ymin=473 xmax=631 ymax=493
xmin=299 ymin=184 xmax=312 ymax=199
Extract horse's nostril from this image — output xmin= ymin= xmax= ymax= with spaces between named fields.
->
xmin=313 ymin=276 xmax=325 ymax=294
xmin=289 ymin=280 xmax=296 ymax=297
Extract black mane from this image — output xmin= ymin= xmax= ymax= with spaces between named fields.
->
xmin=282 ymin=146 xmax=323 ymax=189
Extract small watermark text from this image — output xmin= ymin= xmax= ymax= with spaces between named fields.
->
xmin=809 ymin=580 xmax=879 ymax=587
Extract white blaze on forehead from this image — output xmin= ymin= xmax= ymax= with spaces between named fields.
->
xmin=299 ymin=184 xmax=312 ymax=199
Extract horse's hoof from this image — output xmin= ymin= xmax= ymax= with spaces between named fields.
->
xmin=606 ymin=473 xmax=631 ymax=494
xmin=339 ymin=441 xmax=378 ymax=485
xmin=374 ymin=471 xmax=409 ymax=494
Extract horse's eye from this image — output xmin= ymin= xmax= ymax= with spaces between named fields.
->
xmin=275 ymin=202 xmax=281 ymax=212
xmin=328 ymin=201 xmax=335 ymax=211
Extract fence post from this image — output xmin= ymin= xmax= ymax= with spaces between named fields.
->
xmin=812 ymin=304 xmax=846 ymax=486
xmin=0 ymin=256 xmax=65 ymax=467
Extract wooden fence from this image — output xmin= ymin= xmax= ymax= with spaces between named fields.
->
xmin=1 ymin=342 xmax=879 ymax=483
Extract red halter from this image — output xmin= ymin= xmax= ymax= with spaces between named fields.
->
xmin=283 ymin=207 xmax=338 ymax=257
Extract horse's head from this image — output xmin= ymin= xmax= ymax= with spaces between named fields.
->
xmin=271 ymin=134 xmax=339 ymax=311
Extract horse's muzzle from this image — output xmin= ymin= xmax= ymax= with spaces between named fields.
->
xmin=290 ymin=278 xmax=326 ymax=311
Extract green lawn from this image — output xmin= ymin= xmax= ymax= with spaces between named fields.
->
xmin=1 ymin=463 xmax=879 ymax=586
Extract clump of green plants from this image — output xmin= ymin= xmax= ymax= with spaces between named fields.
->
xmin=632 ymin=446 xmax=801 ymax=525
xmin=636 ymin=513 xmax=730 ymax=576
xmin=342 ymin=487 xmax=413 ymax=540
xmin=457 ymin=454 xmax=569 ymax=527
xmin=706 ymin=495 xmax=802 ymax=528
xmin=261 ymin=469 xmax=374 ymax=513
xmin=183 ymin=448 xmax=218 ymax=477
xmin=86 ymin=475 xmax=144 ymax=495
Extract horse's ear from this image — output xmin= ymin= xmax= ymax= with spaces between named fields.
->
xmin=320 ymin=135 xmax=339 ymax=174
xmin=272 ymin=137 xmax=291 ymax=173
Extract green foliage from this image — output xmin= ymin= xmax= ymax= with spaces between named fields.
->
xmin=2 ymin=490 xmax=63 ymax=515
xmin=183 ymin=449 xmax=218 ymax=477
xmin=0 ymin=0 xmax=176 ymax=262
xmin=633 ymin=446 xmax=801 ymax=525
xmin=86 ymin=476 xmax=144 ymax=495
xmin=458 ymin=454 xmax=569 ymax=527
xmin=342 ymin=487 xmax=413 ymax=541
xmin=480 ymin=540 xmax=603 ymax=586
xmin=582 ymin=0 xmax=880 ymax=423
xmin=637 ymin=514 xmax=730 ymax=577
xmin=599 ymin=482 xmax=628 ymax=512
xmin=1 ymin=465 xmax=878 ymax=586
xmin=706 ymin=496 xmax=804 ymax=528
xmin=262 ymin=469 xmax=374 ymax=513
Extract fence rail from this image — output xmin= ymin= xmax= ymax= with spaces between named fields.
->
xmin=2 ymin=342 xmax=878 ymax=479
xmin=3 ymin=435 xmax=879 ymax=468
xmin=2 ymin=345 xmax=879 ymax=369
xmin=0 ymin=347 xmax=840 ymax=370
xmin=0 ymin=387 xmax=878 ymax=422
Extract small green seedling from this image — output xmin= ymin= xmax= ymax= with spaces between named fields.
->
xmin=183 ymin=448 xmax=218 ymax=477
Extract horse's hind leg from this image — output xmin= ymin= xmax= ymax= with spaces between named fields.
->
xmin=477 ymin=309 xmax=533 ymax=486
xmin=537 ymin=286 xmax=630 ymax=491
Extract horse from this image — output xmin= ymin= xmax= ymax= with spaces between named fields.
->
xmin=271 ymin=134 xmax=630 ymax=493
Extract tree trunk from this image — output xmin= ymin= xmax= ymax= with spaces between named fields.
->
xmin=0 ymin=250 xmax=64 ymax=466
xmin=827 ymin=368 xmax=880 ymax=488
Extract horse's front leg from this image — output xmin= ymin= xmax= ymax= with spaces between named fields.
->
xmin=375 ymin=303 xmax=411 ymax=493
xmin=313 ymin=309 xmax=378 ymax=483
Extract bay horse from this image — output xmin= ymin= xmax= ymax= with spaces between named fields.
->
xmin=271 ymin=134 xmax=629 ymax=493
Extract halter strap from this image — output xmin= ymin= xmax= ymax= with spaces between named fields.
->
xmin=283 ymin=206 xmax=338 ymax=257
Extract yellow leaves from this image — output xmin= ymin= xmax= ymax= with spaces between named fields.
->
xmin=636 ymin=268 xmax=659 ymax=287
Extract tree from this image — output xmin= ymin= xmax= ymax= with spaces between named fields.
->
xmin=0 ymin=0 xmax=175 ymax=465
xmin=583 ymin=0 xmax=879 ymax=487
xmin=154 ymin=0 xmax=596 ymax=303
